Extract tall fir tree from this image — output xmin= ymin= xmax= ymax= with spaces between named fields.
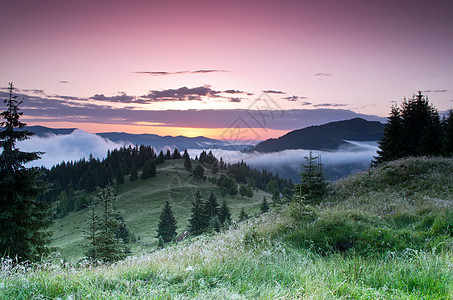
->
xmin=260 ymin=196 xmax=269 ymax=213
xmin=85 ymin=186 xmax=126 ymax=262
xmin=156 ymin=201 xmax=177 ymax=243
xmin=189 ymin=190 xmax=208 ymax=234
xmin=442 ymin=110 xmax=453 ymax=155
xmin=183 ymin=149 xmax=192 ymax=171
xmin=218 ymin=199 xmax=231 ymax=225
xmin=204 ymin=191 xmax=220 ymax=219
xmin=294 ymin=151 xmax=328 ymax=204
xmin=0 ymin=83 xmax=51 ymax=261
xmin=375 ymin=106 xmax=403 ymax=164
xmin=130 ymin=163 xmax=138 ymax=181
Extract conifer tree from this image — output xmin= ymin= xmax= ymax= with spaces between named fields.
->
xmin=260 ymin=196 xmax=269 ymax=213
xmin=0 ymin=83 xmax=51 ymax=261
xmin=238 ymin=208 xmax=248 ymax=221
xmin=375 ymin=106 xmax=403 ymax=164
xmin=158 ymin=150 xmax=165 ymax=163
xmin=149 ymin=160 xmax=157 ymax=177
xmin=246 ymin=186 xmax=254 ymax=198
xmin=442 ymin=110 xmax=453 ymax=155
xmin=183 ymin=149 xmax=192 ymax=171
xmin=294 ymin=151 xmax=328 ymax=204
xmin=204 ymin=191 xmax=220 ymax=219
xmin=91 ymin=186 xmax=126 ymax=262
xmin=85 ymin=195 xmax=99 ymax=259
xmin=239 ymin=185 xmax=247 ymax=198
xmin=172 ymin=148 xmax=181 ymax=159
xmin=189 ymin=190 xmax=207 ymax=234
xmin=218 ymin=199 xmax=231 ymax=225
xmin=165 ymin=149 xmax=172 ymax=159
xmin=156 ymin=201 xmax=177 ymax=243
xmin=130 ymin=164 xmax=138 ymax=181
xmin=192 ymin=165 xmax=205 ymax=179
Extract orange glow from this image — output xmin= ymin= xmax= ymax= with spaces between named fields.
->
xmin=24 ymin=121 xmax=288 ymax=141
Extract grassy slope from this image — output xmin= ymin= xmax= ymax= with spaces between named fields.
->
xmin=51 ymin=159 xmax=269 ymax=259
xmin=3 ymin=157 xmax=453 ymax=299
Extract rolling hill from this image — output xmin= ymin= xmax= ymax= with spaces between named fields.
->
xmin=50 ymin=159 xmax=271 ymax=259
xmin=4 ymin=157 xmax=453 ymax=299
xmin=244 ymin=118 xmax=385 ymax=153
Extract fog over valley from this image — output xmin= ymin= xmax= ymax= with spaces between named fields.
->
xmin=18 ymin=129 xmax=378 ymax=180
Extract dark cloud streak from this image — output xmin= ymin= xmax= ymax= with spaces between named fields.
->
xmin=135 ymin=69 xmax=227 ymax=76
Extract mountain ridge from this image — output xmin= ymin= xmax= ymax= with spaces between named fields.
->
xmin=244 ymin=118 xmax=385 ymax=153
xmin=24 ymin=125 xmax=251 ymax=151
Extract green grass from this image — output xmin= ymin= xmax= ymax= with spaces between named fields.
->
xmin=3 ymin=156 xmax=453 ymax=299
xmin=51 ymin=159 xmax=269 ymax=259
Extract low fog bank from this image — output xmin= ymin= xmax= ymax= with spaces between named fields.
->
xmin=17 ymin=129 xmax=378 ymax=180
xmin=18 ymin=130 xmax=127 ymax=168
xmin=189 ymin=141 xmax=379 ymax=181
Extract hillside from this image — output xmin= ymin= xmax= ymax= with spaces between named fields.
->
xmin=3 ymin=157 xmax=453 ymax=299
xmin=50 ymin=159 xmax=271 ymax=259
xmin=245 ymin=117 xmax=385 ymax=153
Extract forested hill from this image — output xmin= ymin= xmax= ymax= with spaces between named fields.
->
xmin=244 ymin=118 xmax=385 ymax=153
xmin=25 ymin=125 xmax=76 ymax=137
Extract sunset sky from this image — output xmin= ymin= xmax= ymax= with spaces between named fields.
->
xmin=1 ymin=0 xmax=452 ymax=140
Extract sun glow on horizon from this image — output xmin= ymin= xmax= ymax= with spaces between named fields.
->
xmin=23 ymin=120 xmax=288 ymax=141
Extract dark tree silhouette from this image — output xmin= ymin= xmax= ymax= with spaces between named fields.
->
xmin=156 ymin=201 xmax=177 ymax=243
xmin=0 ymin=83 xmax=51 ymax=261
xmin=189 ymin=190 xmax=208 ymax=234
xmin=375 ymin=106 xmax=403 ymax=164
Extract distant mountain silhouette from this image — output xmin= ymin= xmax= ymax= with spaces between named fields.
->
xmin=24 ymin=126 xmax=250 ymax=151
xmin=97 ymin=132 xmax=250 ymax=151
xmin=25 ymin=125 xmax=76 ymax=137
xmin=244 ymin=118 xmax=385 ymax=153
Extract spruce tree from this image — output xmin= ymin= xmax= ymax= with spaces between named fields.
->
xmin=442 ymin=110 xmax=453 ymax=155
xmin=141 ymin=161 xmax=151 ymax=179
xmin=239 ymin=185 xmax=247 ymax=198
xmin=158 ymin=150 xmax=165 ymax=163
xmin=218 ymin=199 xmax=231 ymax=225
xmin=260 ymin=196 xmax=269 ymax=213
xmin=238 ymin=208 xmax=248 ymax=221
xmin=204 ymin=191 xmax=220 ymax=219
xmin=156 ymin=201 xmax=177 ymax=243
xmin=172 ymin=148 xmax=181 ymax=159
xmin=192 ymin=165 xmax=205 ymax=179
xmin=189 ymin=190 xmax=207 ymax=234
xmin=149 ymin=161 xmax=156 ymax=177
xmin=375 ymin=106 xmax=403 ymax=164
xmin=294 ymin=151 xmax=328 ymax=204
xmin=0 ymin=83 xmax=51 ymax=261
xmin=130 ymin=164 xmax=138 ymax=181
xmin=91 ymin=186 xmax=126 ymax=262
xmin=183 ymin=149 xmax=192 ymax=171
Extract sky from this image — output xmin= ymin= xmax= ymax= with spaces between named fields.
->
xmin=1 ymin=0 xmax=452 ymax=140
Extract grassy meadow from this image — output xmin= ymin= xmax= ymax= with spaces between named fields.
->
xmin=2 ymin=156 xmax=453 ymax=299
xmin=51 ymin=159 xmax=269 ymax=259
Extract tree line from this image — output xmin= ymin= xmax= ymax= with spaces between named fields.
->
xmin=375 ymin=91 xmax=453 ymax=164
xmin=40 ymin=146 xmax=187 ymax=218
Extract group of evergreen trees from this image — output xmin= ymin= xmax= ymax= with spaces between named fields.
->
xmin=376 ymin=91 xmax=453 ymax=164
xmin=40 ymin=146 xmax=190 ymax=218
xmin=156 ymin=190 xmax=232 ymax=245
